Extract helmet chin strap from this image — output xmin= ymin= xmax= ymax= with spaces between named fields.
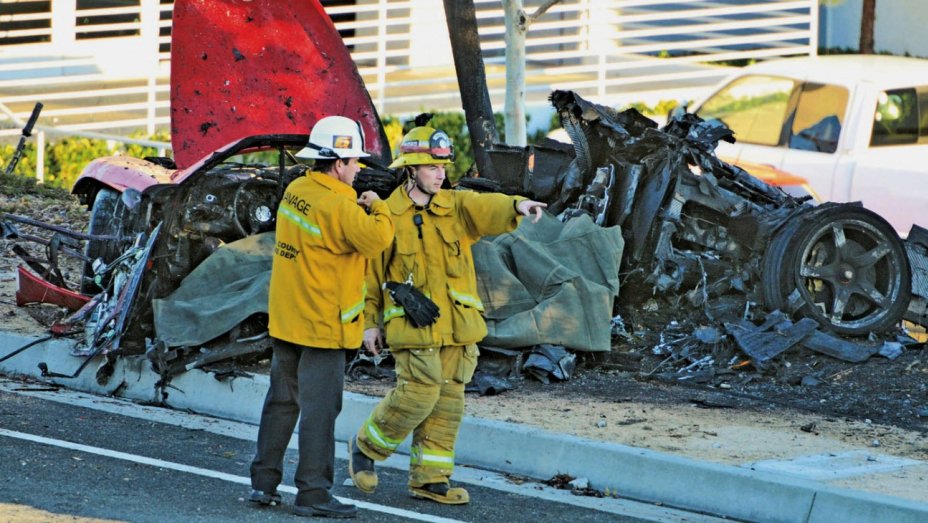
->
xmin=406 ymin=169 xmax=436 ymax=204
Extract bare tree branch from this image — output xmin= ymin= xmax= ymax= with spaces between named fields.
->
xmin=524 ymin=0 xmax=562 ymax=29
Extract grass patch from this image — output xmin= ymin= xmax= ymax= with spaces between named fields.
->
xmin=0 ymin=172 xmax=72 ymax=199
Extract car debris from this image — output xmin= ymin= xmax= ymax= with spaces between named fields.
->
xmin=1 ymin=0 xmax=925 ymax=391
xmin=538 ymin=90 xmax=913 ymax=337
xmin=543 ymin=473 xmax=605 ymax=498
xmin=521 ymin=344 xmax=577 ymax=385
xmin=725 ymin=314 xmax=820 ymax=368
xmin=904 ymin=225 xmax=928 ymax=327
xmin=464 ymin=88 xmax=922 ymax=385
xmin=465 ymin=371 xmax=514 ymax=397
xmin=610 ymin=315 xmax=633 ymax=341
xmin=472 ymin=91 xmax=928 ymax=380
xmin=1 ymin=0 xmax=393 ymax=382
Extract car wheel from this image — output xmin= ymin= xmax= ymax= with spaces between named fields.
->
xmin=81 ymin=188 xmax=124 ymax=294
xmin=760 ymin=212 xmax=807 ymax=313
xmin=763 ymin=206 xmax=911 ymax=336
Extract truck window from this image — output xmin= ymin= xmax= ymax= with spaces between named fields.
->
xmin=870 ymin=88 xmax=919 ymax=146
xmin=697 ymin=75 xmax=796 ymax=146
xmin=788 ymin=82 xmax=847 ymax=154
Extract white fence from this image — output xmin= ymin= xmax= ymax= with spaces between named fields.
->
xmin=0 ymin=0 xmax=818 ymax=141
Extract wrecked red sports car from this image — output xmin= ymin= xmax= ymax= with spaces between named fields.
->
xmin=2 ymin=0 xmax=925 ymax=383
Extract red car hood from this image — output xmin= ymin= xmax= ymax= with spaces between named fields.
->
xmin=170 ymin=0 xmax=390 ymax=170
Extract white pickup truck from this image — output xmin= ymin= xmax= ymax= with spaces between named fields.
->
xmin=692 ymin=55 xmax=928 ymax=237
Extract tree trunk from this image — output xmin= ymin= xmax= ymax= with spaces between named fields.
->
xmin=503 ymin=0 xmax=527 ymax=146
xmin=443 ymin=0 xmax=499 ymax=180
xmin=859 ymin=0 xmax=876 ymax=54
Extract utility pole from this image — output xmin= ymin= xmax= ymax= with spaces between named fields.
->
xmin=443 ymin=0 xmax=499 ymax=180
xmin=859 ymin=0 xmax=876 ymax=54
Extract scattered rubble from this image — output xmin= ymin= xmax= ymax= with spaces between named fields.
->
xmin=543 ymin=473 xmax=605 ymax=498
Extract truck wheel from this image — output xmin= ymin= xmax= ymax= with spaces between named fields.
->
xmin=763 ymin=206 xmax=911 ymax=336
xmin=81 ymin=188 xmax=124 ymax=294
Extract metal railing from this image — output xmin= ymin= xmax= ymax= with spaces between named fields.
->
xmin=0 ymin=101 xmax=170 ymax=183
xmin=1 ymin=0 xmax=817 ymax=142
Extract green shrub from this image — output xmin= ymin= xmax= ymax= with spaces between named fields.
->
xmin=386 ymin=111 xmax=531 ymax=181
xmin=117 ymin=129 xmax=172 ymax=159
xmin=0 ymin=130 xmax=170 ymax=193
xmin=45 ymin=137 xmax=112 ymax=189
xmin=1 ymin=114 xmax=555 ymax=193
xmin=0 ymin=141 xmax=38 ymax=178
xmin=622 ymin=99 xmax=681 ymax=117
xmin=381 ymin=116 xmax=405 ymax=154
xmin=0 ymin=141 xmax=69 ymax=197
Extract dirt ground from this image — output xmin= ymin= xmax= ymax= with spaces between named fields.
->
xmin=2 ymin=188 xmax=927 ymax=503
xmin=1 ymin=191 xmax=88 ymax=335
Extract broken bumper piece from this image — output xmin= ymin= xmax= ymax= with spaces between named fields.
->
xmin=16 ymin=265 xmax=91 ymax=311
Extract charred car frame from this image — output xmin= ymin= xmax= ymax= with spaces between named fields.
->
xmin=2 ymin=0 xmax=924 ymax=383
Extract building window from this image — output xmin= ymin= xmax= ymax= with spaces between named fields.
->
xmin=0 ymin=1 xmax=52 ymax=46
xmin=76 ymin=0 xmax=141 ymax=40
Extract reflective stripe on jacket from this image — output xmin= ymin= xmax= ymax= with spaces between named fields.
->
xmin=269 ymin=170 xmax=394 ymax=348
xmin=364 ymin=187 xmax=524 ymax=348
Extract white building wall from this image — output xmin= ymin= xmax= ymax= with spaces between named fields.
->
xmin=407 ymin=0 xmax=452 ymax=68
xmin=1 ymin=1 xmax=819 ymax=137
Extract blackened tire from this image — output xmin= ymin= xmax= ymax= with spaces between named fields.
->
xmin=81 ymin=188 xmax=124 ymax=294
xmin=760 ymin=212 xmax=808 ymax=314
xmin=763 ymin=205 xmax=911 ymax=336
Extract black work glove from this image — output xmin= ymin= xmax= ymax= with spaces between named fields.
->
xmin=384 ymin=281 xmax=440 ymax=328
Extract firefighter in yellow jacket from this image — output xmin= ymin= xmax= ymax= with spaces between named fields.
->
xmin=250 ymin=116 xmax=394 ymax=519
xmin=347 ymin=124 xmax=546 ymax=505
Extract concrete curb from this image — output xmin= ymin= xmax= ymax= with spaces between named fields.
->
xmin=2 ymin=332 xmax=926 ymax=522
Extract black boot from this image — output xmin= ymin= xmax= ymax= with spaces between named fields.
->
xmin=292 ymin=497 xmax=357 ymax=518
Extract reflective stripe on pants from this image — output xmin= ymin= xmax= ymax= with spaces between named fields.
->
xmin=356 ymin=344 xmax=478 ymax=486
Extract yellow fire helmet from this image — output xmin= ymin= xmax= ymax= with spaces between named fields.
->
xmin=389 ymin=126 xmax=455 ymax=168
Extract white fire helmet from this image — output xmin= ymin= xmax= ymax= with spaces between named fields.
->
xmin=296 ymin=115 xmax=370 ymax=159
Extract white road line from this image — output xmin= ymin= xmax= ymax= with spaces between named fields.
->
xmin=0 ymin=380 xmax=729 ymax=522
xmin=0 ymin=428 xmax=464 ymax=523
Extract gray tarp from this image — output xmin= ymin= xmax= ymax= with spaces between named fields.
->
xmin=473 ymin=214 xmax=623 ymax=352
xmin=153 ymin=214 xmax=623 ymax=352
xmin=152 ymin=232 xmax=274 ymax=348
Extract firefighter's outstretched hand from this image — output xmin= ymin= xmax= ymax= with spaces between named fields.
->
xmin=517 ymin=199 xmax=548 ymax=223
xmin=363 ymin=327 xmax=383 ymax=355
xmin=357 ymin=191 xmax=381 ymax=211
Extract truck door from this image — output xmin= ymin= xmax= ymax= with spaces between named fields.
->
xmin=780 ymin=81 xmax=851 ymax=202
xmin=851 ymin=86 xmax=928 ymax=235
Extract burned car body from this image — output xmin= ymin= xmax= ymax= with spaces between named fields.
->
xmin=487 ymin=91 xmax=912 ymax=338
xmin=65 ymin=0 xmax=395 ymax=369
xmin=3 ymin=0 xmax=396 ymax=378
xmin=2 ymin=0 xmax=921 ymax=383
xmin=83 ymin=136 xmax=307 ymax=356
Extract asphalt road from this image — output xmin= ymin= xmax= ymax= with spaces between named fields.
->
xmin=0 ymin=380 xmax=725 ymax=523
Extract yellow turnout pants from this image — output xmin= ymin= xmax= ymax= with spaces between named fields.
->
xmin=356 ymin=344 xmax=478 ymax=487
